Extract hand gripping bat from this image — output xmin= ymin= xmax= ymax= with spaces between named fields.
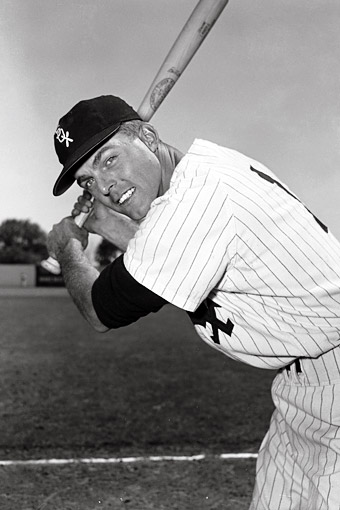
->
xmin=41 ymin=0 xmax=229 ymax=274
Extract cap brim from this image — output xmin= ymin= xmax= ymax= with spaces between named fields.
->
xmin=53 ymin=123 xmax=120 ymax=196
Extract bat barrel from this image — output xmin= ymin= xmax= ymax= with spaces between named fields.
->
xmin=138 ymin=0 xmax=229 ymax=121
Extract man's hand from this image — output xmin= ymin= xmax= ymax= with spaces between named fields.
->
xmin=72 ymin=190 xmax=93 ymax=219
xmin=72 ymin=191 xmax=140 ymax=252
xmin=47 ymin=216 xmax=89 ymax=261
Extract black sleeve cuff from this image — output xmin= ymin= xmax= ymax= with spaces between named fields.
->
xmin=91 ymin=255 xmax=167 ymax=329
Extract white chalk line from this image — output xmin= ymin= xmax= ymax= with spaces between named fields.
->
xmin=0 ymin=453 xmax=258 ymax=466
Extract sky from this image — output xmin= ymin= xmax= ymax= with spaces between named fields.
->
xmin=1 ymin=0 xmax=340 ymax=254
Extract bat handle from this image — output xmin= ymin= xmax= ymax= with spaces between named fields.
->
xmin=40 ymin=210 xmax=91 ymax=275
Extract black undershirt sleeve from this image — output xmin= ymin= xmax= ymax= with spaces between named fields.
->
xmin=91 ymin=255 xmax=168 ymax=329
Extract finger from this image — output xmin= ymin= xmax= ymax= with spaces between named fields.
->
xmin=72 ymin=202 xmax=91 ymax=218
xmin=72 ymin=203 xmax=85 ymax=217
xmin=71 ymin=207 xmax=80 ymax=218
xmin=82 ymin=190 xmax=92 ymax=201
xmin=77 ymin=195 xmax=93 ymax=207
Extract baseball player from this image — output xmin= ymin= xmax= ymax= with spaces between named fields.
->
xmin=47 ymin=95 xmax=340 ymax=509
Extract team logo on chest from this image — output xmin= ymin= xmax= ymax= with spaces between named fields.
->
xmin=188 ymin=298 xmax=234 ymax=344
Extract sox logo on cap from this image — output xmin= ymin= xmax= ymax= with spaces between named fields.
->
xmin=55 ymin=126 xmax=73 ymax=148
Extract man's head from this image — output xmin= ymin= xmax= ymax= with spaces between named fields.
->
xmin=73 ymin=121 xmax=163 ymax=221
xmin=53 ymin=94 xmax=182 ymax=221
xmin=53 ymin=95 xmax=142 ymax=196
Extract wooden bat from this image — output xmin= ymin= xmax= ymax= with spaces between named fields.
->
xmin=138 ymin=0 xmax=229 ymax=120
xmin=41 ymin=0 xmax=229 ymax=274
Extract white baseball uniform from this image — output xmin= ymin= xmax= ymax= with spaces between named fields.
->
xmin=93 ymin=139 xmax=340 ymax=509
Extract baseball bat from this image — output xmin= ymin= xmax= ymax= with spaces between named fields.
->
xmin=41 ymin=0 xmax=229 ymax=275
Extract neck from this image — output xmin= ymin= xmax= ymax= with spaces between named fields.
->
xmin=156 ymin=141 xmax=184 ymax=195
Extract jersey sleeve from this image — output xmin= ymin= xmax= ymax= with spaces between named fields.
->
xmin=91 ymin=255 xmax=167 ymax=329
xmin=124 ymin=165 xmax=237 ymax=312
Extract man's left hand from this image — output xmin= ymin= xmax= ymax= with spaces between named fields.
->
xmin=47 ymin=216 xmax=89 ymax=261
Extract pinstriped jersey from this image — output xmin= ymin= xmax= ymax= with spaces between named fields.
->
xmin=124 ymin=139 xmax=340 ymax=369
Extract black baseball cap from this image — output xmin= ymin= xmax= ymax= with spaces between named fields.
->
xmin=53 ymin=95 xmax=141 ymax=196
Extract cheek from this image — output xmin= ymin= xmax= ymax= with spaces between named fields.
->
xmin=93 ymin=194 xmax=116 ymax=211
xmin=137 ymin=152 xmax=160 ymax=183
xmin=143 ymin=168 xmax=161 ymax=196
xmin=137 ymin=181 xmax=158 ymax=209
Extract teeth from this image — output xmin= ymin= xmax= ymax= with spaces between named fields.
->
xmin=118 ymin=187 xmax=135 ymax=205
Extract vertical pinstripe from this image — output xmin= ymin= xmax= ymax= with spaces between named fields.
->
xmin=123 ymin=139 xmax=340 ymax=507
xmin=125 ymin=139 xmax=340 ymax=369
xmin=250 ymin=347 xmax=340 ymax=509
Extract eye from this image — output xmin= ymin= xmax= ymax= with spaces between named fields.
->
xmin=105 ymin=156 xmax=116 ymax=167
xmin=84 ymin=177 xmax=95 ymax=190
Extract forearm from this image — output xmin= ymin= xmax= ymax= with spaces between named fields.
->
xmin=59 ymin=239 xmax=109 ymax=332
xmin=94 ymin=218 xmax=139 ymax=252
xmin=82 ymin=205 xmax=140 ymax=252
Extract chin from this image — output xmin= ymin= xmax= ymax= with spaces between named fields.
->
xmin=129 ymin=202 xmax=151 ymax=222
xmin=129 ymin=211 xmax=146 ymax=222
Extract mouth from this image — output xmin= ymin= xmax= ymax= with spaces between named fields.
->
xmin=117 ymin=187 xmax=136 ymax=205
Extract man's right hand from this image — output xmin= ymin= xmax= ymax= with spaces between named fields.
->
xmin=72 ymin=191 xmax=139 ymax=252
xmin=72 ymin=190 xmax=93 ymax=218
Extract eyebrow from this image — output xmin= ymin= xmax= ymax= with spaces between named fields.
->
xmin=92 ymin=146 xmax=111 ymax=169
xmin=75 ymin=144 xmax=115 ymax=186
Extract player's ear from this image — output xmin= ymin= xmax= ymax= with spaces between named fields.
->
xmin=138 ymin=123 xmax=159 ymax=152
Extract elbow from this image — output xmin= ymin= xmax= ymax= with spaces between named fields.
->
xmin=89 ymin=302 xmax=110 ymax=333
xmin=87 ymin=312 xmax=110 ymax=333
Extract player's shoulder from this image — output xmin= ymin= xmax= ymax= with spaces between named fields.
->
xmin=184 ymin=138 xmax=249 ymax=165
xmin=173 ymin=138 xmax=276 ymax=184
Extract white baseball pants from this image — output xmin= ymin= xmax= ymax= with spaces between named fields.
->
xmin=250 ymin=346 xmax=340 ymax=510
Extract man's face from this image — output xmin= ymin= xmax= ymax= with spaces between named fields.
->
xmin=74 ymin=129 xmax=162 ymax=221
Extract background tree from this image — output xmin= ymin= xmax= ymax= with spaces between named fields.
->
xmin=0 ymin=219 xmax=48 ymax=264
xmin=94 ymin=239 xmax=121 ymax=267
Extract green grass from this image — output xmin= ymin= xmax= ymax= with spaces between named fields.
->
xmin=0 ymin=292 xmax=276 ymax=509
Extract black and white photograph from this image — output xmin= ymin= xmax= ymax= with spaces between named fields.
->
xmin=1 ymin=1 xmax=340 ymax=508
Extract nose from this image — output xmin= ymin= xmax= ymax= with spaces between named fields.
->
xmin=101 ymin=184 xmax=112 ymax=196
xmin=97 ymin=176 xmax=116 ymax=196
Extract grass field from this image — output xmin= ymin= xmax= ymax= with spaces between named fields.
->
xmin=0 ymin=289 xmax=276 ymax=509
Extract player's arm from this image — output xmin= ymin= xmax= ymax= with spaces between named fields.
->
xmin=91 ymin=255 xmax=167 ymax=329
xmin=73 ymin=191 xmax=140 ymax=251
xmin=46 ymin=217 xmax=109 ymax=332
xmin=46 ymin=216 xmax=167 ymax=332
